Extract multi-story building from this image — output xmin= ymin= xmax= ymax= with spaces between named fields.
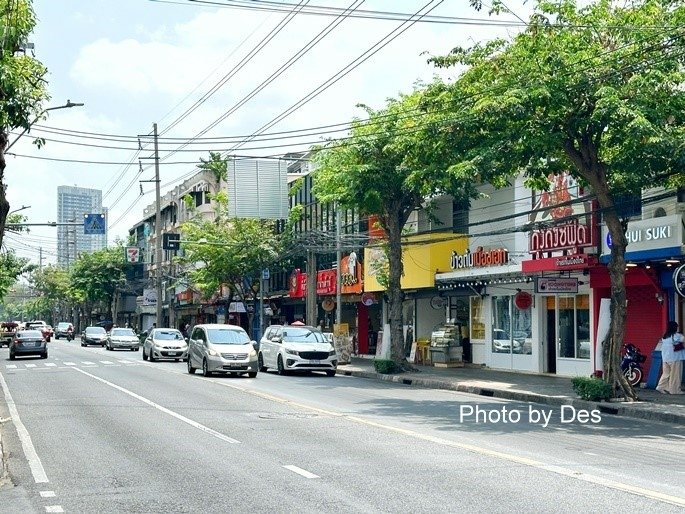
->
xmin=57 ymin=186 xmax=107 ymax=267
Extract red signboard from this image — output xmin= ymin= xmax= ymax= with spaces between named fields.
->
xmin=316 ymin=269 xmax=337 ymax=295
xmin=514 ymin=291 xmax=533 ymax=310
xmin=341 ymin=253 xmax=363 ymax=294
xmin=288 ymin=269 xmax=307 ymax=298
xmin=522 ymin=254 xmax=597 ymax=273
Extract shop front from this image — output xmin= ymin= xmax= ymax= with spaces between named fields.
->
xmin=593 ymin=214 xmax=683 ymax=375
xmin=364 ymin=232 xmax=469 ymax=358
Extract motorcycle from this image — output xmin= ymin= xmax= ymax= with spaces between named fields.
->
xmin=66 ymin=328 xmax=74 ymax=342
xmin=621 ymin=343 xmax=646 ymax=386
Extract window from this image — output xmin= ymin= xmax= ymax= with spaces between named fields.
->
xmin=491 ymin=296 xmax=532 ymax=355
xmin=470 ymin=297 xmax=485 ymax=339
xmin=558 ymin=294 xmax=590 ymax=359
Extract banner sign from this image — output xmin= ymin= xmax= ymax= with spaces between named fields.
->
xmin=535 ymin=277 xmax=579 ymax=294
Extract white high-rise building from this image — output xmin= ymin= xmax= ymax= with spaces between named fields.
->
xmin=57 ymin=186 xmax=108 ymax=267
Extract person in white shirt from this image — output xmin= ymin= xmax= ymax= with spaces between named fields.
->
xmin=656 ymin=321 xmax=685 ymax=394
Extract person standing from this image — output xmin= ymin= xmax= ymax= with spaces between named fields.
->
xmin=656 ymin=321 xmax=685 ymax=394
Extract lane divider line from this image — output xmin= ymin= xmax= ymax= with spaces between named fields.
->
xmin=39 ymin=491 xmax=56 ymax=498
xmin=283 ymin=465 xmax=319 ymax=479
xmin=72 ymin=368 xmax=240 ymax=444
xmin=0 ymin=372 xmax=49 ymax=483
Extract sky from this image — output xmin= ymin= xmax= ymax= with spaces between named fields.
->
xmin=5 ymin=0 xmax=534 ymax=266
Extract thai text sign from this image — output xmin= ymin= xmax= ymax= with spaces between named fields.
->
xmin=450 ymin=246 xmax=509 ymax=270
xmin=535 ymin=277 xmax=578 ymax=294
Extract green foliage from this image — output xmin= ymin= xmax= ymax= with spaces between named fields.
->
xmin=571 ymin=376 xmax=613 ymax=402
xmin=198 ymin=151 xmax=228 ymax=185
xmin=68 ymin=244 xmax=128 ymax=307
xmin=374 ymin=359 xmax=398 ymax=374
xmin=0 ymin=251 xmax=31 ymax=301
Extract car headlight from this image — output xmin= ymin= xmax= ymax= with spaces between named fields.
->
xmin=249 ymin=348 xmax=257 ymax=357
xmin=328 ymin=350 xmax=337 ymax=356
xmin=285 ymin=348 xmax=299 ymax=356
xmin=208 ymin=348 xmax=220 ymax=357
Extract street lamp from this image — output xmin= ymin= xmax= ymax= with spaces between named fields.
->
xmin=6 ymin=100 xmax=85 ymax=151
xmin=8 ymin=205 xmax=30 ymax=215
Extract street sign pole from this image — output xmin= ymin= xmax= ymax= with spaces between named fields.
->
xmin=153 ymin=122 xmax=163 ymax=328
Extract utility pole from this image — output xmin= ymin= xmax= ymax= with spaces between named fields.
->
xmin=154 ymin=123 xmax=163 ymax=328
xmin=306 ymin=251 xmax=317 ymax=326
xmin=335 ymin=203 xmax=342 ymax=326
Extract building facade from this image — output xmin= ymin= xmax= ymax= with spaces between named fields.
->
xmin=57 ymin=185 xmax=107 ymax=267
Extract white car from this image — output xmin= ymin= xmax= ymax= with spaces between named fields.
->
xmin=187 ymin=324 xmax=258 ymax=378
xmin=258 ymin=324 xmax=337 ymax=376
xmin=492 ymin=329 xmax=523 ymax=353
xmin=106 ymin=327 xmax=140 ymax=351
xmin=143 ymin=328 xmax=188 ymax=362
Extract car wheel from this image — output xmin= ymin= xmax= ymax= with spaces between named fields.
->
xmin=142 ymin=348 xmax=148 ymax=361
xmin=202 ymin=359 xmax=212 ymax=377
xmin=175 ymin=358 xmax=180 ymax=362
xmin=258 ymin=353 xmax=267 ymax=372
xmin=248 ymin=372 xmax=257 ymax=378
xmin=326 ymin=370 xmax=336 ymax=377
xmin=132 ymin=347 xmax=138 ymax=352
xmin=187 ymin=357 xmax=196 ymax=374
xmin=81 ymin=342 xmax=85 ymax=347
xmin=277 ymin=356 xmax=287 ymax=376
xmin=42 ymin=352 xmax=48 ymax=359
xmin=149 ymin=351 xmax=155 ymax=362
xmin=9 ymin=353 xmax=15 ymax=360
xmin=182 ymin=358 xmax=188 ymax=362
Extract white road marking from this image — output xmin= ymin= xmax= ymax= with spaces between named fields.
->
xmin=81 ymin=361 xmax=95 ymax=365
xmin=99 ymin=361 xmax=114 ymax=365
xmin=6 ymin=365 xmax=17 ymax=369
xmin=45 ymin=506 xmax=64 ymax=513
xmin=25 ymin=364 xmax=36 ymax=368
xmin=63 ymin=362 xmax=76 ymax=366
xmin=584 ymin=452 xmax=599 ymax=456
xmin=214 ymin=381 xmax=685 ymax=509
xmin=283 ymin=465 xmax=319 ymax=479
xmin=0 ymin=372 xmax=49 ymax=483
xmin=44 ymin=363 xmax=57 ymax=367
xmin=39 ymin=491 xmax=56 ymax=498
xmin=73 ymin=368 xmax=240 ymax=444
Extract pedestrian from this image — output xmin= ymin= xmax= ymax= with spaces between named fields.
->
xmin=656 ymin=321 xmax=685 ymax=394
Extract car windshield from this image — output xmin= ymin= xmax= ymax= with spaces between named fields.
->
xmin=282 ymin=328 xmax=326 ymax=343
xmin=57 ymin=323 xmax=71 ymax=329
xmin=18 ymin=330 xmax=42 ymax=338
xmin=206 ymin=328 xmax=250 ymax=345
xmin=111 ymin=328 xmax=136 ymax=337
xmin=86 ymin=327 xmax=106 ymax=335
xmin=154 ymin=330 xmax=183 ymax=340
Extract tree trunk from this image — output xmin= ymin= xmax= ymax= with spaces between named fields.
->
xmin=385 ymin=207 xmax=408 ymax=369
xmin=0 ymin=133 xmax=11 ymax=251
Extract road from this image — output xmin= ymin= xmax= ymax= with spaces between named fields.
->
xmin=0 ymin=339 xmax=683 ymax=513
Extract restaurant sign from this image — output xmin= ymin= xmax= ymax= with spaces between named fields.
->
xmin=450 ymin=246 xmax=509 ymax=270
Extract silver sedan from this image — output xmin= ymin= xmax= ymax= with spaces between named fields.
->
xmin=143 ymin=328 xmax=188 ymax=362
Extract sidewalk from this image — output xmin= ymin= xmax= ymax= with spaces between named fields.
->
xmin=339 ymin=357 xmax=685 ymax=425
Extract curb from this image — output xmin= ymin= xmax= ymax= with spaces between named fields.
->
xmin=341 ymin=369 xmax=685 ymax=426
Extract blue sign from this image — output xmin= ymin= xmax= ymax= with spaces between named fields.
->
xmin=84 ymin=213 xmax=106 ymax=235
xmin=262 ymin=269 xmax=270 ymax=280
xmin=606 ymin=232 xmax=613 ymax=249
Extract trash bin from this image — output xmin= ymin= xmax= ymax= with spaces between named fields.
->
xmin=646 ymin=350 xmax=662 ymax=390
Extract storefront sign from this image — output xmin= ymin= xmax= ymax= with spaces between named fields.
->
xmin=514 ymin=291 xmax=533 ymax=310
xmin=535 ymin=277 xmax=579 ymax=294
xmin=450 ymin=246 xmax=509 ymax=270
xmin=341 ymin=253 xmax=363 ymax=294
xmin=321 ymin=298 xmax=336 ymax=311
xmin=316 ymin=270 xmax=337 ymax=295
xmin=601 ymin=214 xmax=684 ymax=257
xmin=361 ymin=292 xmax=376 ymax=306
xmin=530 ymin=220 xmax=592 ymax=254
xmin=288 ymin=269 xmax=307 ymax=298
xmin=522 ymin=254 xmax=596 ymax=273
xmin=674 ymin=264 xmax=685 ymax=298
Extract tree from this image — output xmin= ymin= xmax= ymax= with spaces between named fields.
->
xmin=0 ymin=251 xmax=31 ymax=301
xmin=68 ymin=245 xmax=129 ymax=326
xmin=28 ymin=265 xmax=71 ymax=323
xmin=313 ymin=91 xmax=479 ymax=369
xmin=0 ymin=0 xmax=50 ymax=248
xmin=429 ymin=0 xmax=685 ymax=398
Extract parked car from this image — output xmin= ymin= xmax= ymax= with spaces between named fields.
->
xmin=187 ymin=324 xmax=258 ymax=378
xmin=143 ymin=328 xmax=188 ymax=362
xmin=259 ymin=325 xmax=282 ymax=351
xmin=25 ymin=320 xmax=53 ymax=341
xmin=9 ymin=329 xmax=48 ymax=360
xmin=258 ymin=324 xmax=337 ymax=377
xmin=55 ymin=322 xmax=74 ymax=340
xmin=106 ymin=327 xmax=140 ymax=351
xmin=81 ymin=326 xmax=108 ymax=347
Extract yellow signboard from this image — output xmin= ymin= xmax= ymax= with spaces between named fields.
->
xmin=363 ymin=233 xmax=468 ymax=291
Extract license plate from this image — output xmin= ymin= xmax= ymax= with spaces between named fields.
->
xmin=310 ymin=360 xmax=321 ymax=364
xmin=228 ymin=363 xmax=241 ymax=367
xmin=169 ymin=352 xmax=179 ymax=356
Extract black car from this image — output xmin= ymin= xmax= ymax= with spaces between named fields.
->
xmin=10 ymin=330 xmax=48 ymax=360
xmin=81 ymin=326 xmax=108 ymax=347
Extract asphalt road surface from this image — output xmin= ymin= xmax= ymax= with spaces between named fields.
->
xmin=0 ymin=339 xmax=683 ymax=513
